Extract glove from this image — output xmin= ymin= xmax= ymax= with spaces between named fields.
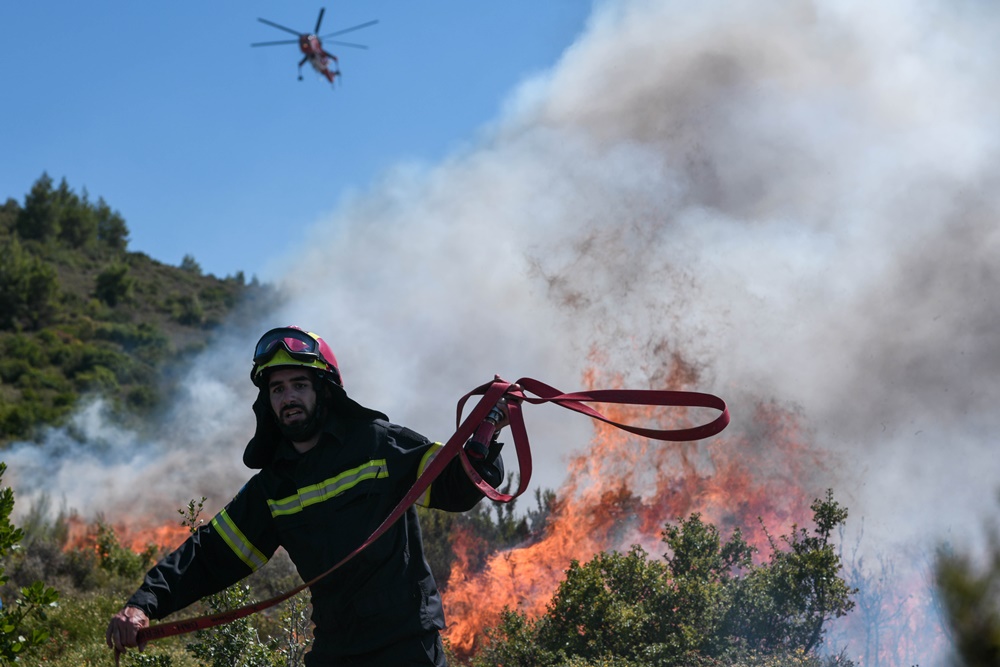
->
xmin=465 ymin=436 xmax=505 ymax=488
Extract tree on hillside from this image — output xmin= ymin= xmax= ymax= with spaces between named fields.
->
xmin=0 ymin=199 xmax=19 ymax=237
xmin=474 ymin=491 xmax=856 ymax=667
xmin=180 ymin=254 xmax=202 ymax=275
xmin=15 ymin=173 xmax=59 ymax=243
xmin=94 ymin=196 xmax=129 ymax=252
xmin=11 ymin=174 xmax=129 ymax=255
xmin=55 ymin=181 xmax=99 ymax=250
xmin=94 ymin=263 xmax=134 ymax=307
xmin=0 ymin=237 xmax=59 ymax=330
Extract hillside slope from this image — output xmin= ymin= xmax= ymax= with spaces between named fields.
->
xmin=0 ymin=173 xmax=275 ymax=446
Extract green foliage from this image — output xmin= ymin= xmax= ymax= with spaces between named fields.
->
xmin=0 ymin=462 xmax=60 ymax=665
xmin=15 ymin=173 xmax=59 ymax=243
xmin=0 ymin=199 xmax=19 ymax=237
xmin=0 ymin=174 xmax=275 ymax=446
xmin=269 ymin=588 xmax=313 ymax=667
xmin=177 ymin=498 xmax=302 ymax=667
xmin=542 ymin=546 xmax=671 ymax=663
xmin=22 ymin=588 xmax=199 ymax=667
xmin=727 ymin=491 xmax=856 ymax=654
xmin=95 ymin=263 xmax=135 ymax=306
xmin=171 ymin=294 xmax=205 ymax=326
xmin=57 ymin=190 xmax=99 ymax=249
xmin=185 ymin=582 xmax=283 ymax=667
xmin=474 ymin=492 xmax=856 ymax=667
xmin=95 ymin=196 xmax=129 ymax=252
xmin=179 ymin=255 xmax=201 ymax=275
xmin=95 ymin=520 xmax=158 ymax=581
xmin=475 ymin=608 xmax=556 ymax=667
xmin=934 ymin=497 xmax=1000 ymax=667
xmin=0 ymin=236 xmax=60 ymax=330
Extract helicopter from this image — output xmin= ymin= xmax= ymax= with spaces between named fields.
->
xmin=251 ymin=7 xmax=378 ymax=84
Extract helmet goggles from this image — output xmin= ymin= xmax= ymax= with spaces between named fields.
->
xmin=253 ymin=327 xmax=322 ymax=366
xmin=251 ymin=326 xmax=343 ymax=387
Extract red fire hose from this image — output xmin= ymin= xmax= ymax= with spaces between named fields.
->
xmin=135 ymin=375 xmax=729 ymax=644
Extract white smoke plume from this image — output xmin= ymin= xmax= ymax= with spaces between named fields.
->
xmin=5 ymin=0 xmax=999 ymax=663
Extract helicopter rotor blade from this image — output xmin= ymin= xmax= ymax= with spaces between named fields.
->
xmin=320 ymin=19 xmax=379 ymax=39
xmin=257 ymin=17 xmax=303 ymax=37
xmin=326 ymin=40 xmax=369 ymax=50
xmin=315 ymin=7 xmax=326 ymax=34
xmin=251 ymin=39 xmax=300 ymax=47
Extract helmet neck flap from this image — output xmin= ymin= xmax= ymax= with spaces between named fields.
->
xmin=244 ymin=327 xmax=387 ymax=469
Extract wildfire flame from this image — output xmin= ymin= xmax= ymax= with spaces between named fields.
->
xmin=63 ymin=513 xmax=191 ymax=555
xmin=56 ymin=356 xmax=883 ymax=662
xmin=442 ymin=360 xmax=822 ymax=660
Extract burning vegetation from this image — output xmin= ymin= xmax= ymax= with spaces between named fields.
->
xmin=438 ymin=359 xmax=845 ymax=663
xmin=29 ymin=357 xmax=955 ymax=666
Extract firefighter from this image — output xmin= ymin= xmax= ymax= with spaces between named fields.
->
xmin=106 ymin=326 xmax=508 ymax=666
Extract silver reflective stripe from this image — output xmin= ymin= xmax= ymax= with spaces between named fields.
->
xmin=268 ymin=459 xmax=388 ymax=517
xmin=416 ymin=443 xmax=443 ymax=508
xmin=211 ymin=509 xmax=268 ymax=572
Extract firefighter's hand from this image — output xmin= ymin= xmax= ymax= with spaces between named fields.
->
xmin=106 ymin=606 xmax=149 ymax=664
xmin=494 ymin=385 xmax=523 ymax=432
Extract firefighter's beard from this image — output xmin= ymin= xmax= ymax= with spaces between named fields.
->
xmin=277 ymin=399 xmax=327 ymax=443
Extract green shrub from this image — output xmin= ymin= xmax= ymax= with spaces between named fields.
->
xmin=934 ymin=497 xmax=1000 ymax=667
xmin=171 ymin=294 xmax=205 ymax=326
xmin=474 ymin=492 xmax=856 ymax=667
xmin=94 ymin=263 xmax=134 ymax=307
xmin=175 ymin=498 xmax=287 ymax=667
xmin=94 ymin=520 xmax=157 ymax=581
xmin=0 ymin=462 xmax=60 ymax=664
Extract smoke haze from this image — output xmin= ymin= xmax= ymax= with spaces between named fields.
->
xmin=5 ymin=0 xmax=999 ymax=662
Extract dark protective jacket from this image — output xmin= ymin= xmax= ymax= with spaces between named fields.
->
xmin=127 ymin=412 xmax=503 ymax=658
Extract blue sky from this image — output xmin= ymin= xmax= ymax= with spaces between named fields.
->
xmin=1 ymin=1 xmax=592 ymax=281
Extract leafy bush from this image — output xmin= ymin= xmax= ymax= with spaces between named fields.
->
xmin=934 ymin=497 xmax=1000 ymax=667
xmin=94 ymin=520 xmax=158 ymax=581
xmin=726 ymin=492 xmax=856 ymax=654
xmin=0 ymin=237 xmax=59 ymax=330
xmin=0 ymin=462 xmax=60 ymax=664
xmin=170 ymin=294 xmax=205 ymax=326
xmin=175 ymin=498 xmax=305 ymax=667
xmin=94 ymin=263 xmax=134 ymax=307
xmin=473 ymin=492 xmax=855 ymax=667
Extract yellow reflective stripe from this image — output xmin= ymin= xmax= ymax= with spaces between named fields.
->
xmin=211 ymin=509 xmax=268 ymax=572
xmin=415 ymin=443 xmax=443 ymax=508
xmin=268 ymin=459 xmax=388 ymax=517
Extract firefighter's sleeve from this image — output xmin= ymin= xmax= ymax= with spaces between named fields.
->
xmin=125 ymin=476 xmax=279 ymax=620
xmin=393 ymin=424 xmax=505 ymax=512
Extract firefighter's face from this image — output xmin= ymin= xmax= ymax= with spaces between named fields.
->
xmin=267 ymin=368 xmax=318 ymax=428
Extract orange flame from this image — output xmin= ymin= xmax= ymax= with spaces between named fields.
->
xmin=63 ymin=513 xmax=191 ymax=555
xmin=442 ymin=360 xmax=822 ymax=660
